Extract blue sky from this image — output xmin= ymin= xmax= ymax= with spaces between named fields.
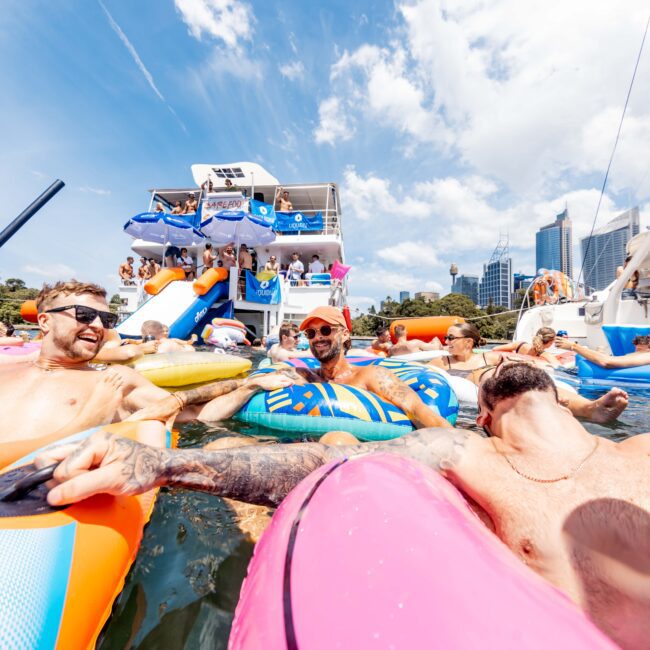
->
xmin=1 ymin=0 xmax=649 ymax=312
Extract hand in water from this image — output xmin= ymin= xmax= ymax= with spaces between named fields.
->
xmin=245 ymin=371 xmax=295 ymax=392
xmin=35 ymin=431 xmax=163 ymax=506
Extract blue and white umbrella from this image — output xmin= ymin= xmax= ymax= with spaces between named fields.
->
xmin=199 ymin=200 xmax=277 ymax=246
xmin=123 ymin=212 xmax=205 ymax=247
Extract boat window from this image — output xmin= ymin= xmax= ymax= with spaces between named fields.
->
xmin=210 ymin=166 xmax=246 ymax=179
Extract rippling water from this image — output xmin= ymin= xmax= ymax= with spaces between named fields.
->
xmin=99 ymin=350 xmax=649 ymax=649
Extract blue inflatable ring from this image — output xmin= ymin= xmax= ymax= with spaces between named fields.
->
xmin=235 ymin=357 xmax=459 ymax=441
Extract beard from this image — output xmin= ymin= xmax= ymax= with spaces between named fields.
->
xmin=52 ymin=328 xmax=102 ymax=361
xmin=311 ymin=336 xmax=343 ymax=363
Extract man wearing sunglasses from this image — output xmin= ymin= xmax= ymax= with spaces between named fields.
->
xmin=270 ymin=306 xmax=449 ymax=431
xmin=0 ymin=280 xmax=293 ymax=444
xmin=39 ymin=364 xmax=650 ymax=649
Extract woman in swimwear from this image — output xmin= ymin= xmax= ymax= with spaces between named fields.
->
xmin=492 ymin=327 xmax=561 ymax=367
xmin=428 ymin=323 xmax=501 ymax=376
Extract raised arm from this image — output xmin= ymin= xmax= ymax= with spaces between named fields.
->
xmin=559 ymin=340 xmax=650 ymax=368
xmin=38 ymin=427 xmax=474 ymax=507
xmin=368 ymin=367 xmax=449 ymax=428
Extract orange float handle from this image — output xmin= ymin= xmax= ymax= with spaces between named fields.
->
xmin=144 ymin=268 xmax=186 ymax=295
xmin=20 ymin=300 xmax=38 ymax=323
xmin=193 ymin=267 xmax=229 ymax=296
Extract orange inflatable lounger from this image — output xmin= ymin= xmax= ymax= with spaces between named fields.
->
xmin=0 ymin=420 xmax=174 ymax=649
xmin=390 ymin=316 xmax=465 ymax=344
xmin=144 ymin=267 xmax=186 ymax=296
xmin=20 ymin=299 xmax=38 ymax=323
xmin=193 ymin=267 xmax=229 ymax=296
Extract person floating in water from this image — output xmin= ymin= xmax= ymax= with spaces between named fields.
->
xmin=387 ymin=324 xmax=443 ymax=357
xmin=556 ymin=334 xmax=650 ymax=368
xmin=39 ymin=363 xmax=650 ymax=649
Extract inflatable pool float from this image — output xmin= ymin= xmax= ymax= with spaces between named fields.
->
xmin=129 ymin=351 xmax=251 ymax=387
xmin=0 ymin=341 xmax=41 ymax=364
xmin=576 ymin=357 xmax=650 ymax=388
xmin=230 ymin=454 xmax=614 ymax=649
xmin=0 ymin=421 xmax=172 ymax=649
xmin=390 ymin=316 xmax=465 ymax=344
xmin=201 ymin=317 xmax=248 ymax=347
xmin=236 ymin=357 xmax=458 ymax=440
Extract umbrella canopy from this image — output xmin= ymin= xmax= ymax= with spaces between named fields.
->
xmin=123 ymin=212 xmax=205 ymax=247
xmin=200 ymin=204 xmax=276 ymax=247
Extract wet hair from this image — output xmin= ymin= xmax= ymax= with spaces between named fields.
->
xmin=376 ymin=326 xmax=389 ymax=337
xmin=532 ymin=327 xmax=556 ymax=355
xmin=480 ymin=364 xmax=558 ymax=411
xmin=141 ymin=320 xmax=165 ymax=339
xmin=279 ymin=323 xmax=298 ymax=341
xmin=633 ymin=334 xmax=650 ymax=346
xmin=449 ymin=322 xmax=486 ymax=348
xmin=252 ymin=338 xmax=262 ymax=346
xmin=394 ymin=324 xmax=407 ymax=337
xmin=36 ymin=280 xmax=107 ymax=312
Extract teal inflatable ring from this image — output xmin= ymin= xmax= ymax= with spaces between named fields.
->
xmin=235 ymin=356 xmax=459 ymax=441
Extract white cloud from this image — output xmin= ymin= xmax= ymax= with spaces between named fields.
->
xmin=279 ymin=60 xmax=305 ymax=81
xmin=174 ymin=0 xmax=254 ymax=50
xmin=79 ymin=186 xmax=111 ymax=196
xmin=316 ymin=0 xmax=650 ymax=196
xmin=99 ymin=0 xmax=187 ymax=132
xmin=23 ymin=263 xmax=76 ymax=278
xmin=377 ymin=241 xmax=441 ymax=268
xmin=314 ymin=97 xmax=354 ymax=145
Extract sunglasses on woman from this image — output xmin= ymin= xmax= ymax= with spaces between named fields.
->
xmin=303 ymin=325 xmax=340 ymax=339
xmin=45 ymin=305 xmax=119 ymax=329
xmin=445 ymin=334 xmax=468 ymax=342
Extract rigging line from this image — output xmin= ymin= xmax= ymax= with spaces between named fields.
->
xmin=577 ymin=13 xmax=650 ymax=286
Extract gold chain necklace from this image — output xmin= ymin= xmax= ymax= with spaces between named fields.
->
xmin=500 ymin=437 xmax=600 ymax=483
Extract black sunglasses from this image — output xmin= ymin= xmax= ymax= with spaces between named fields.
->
xmin=45 ymin=305 xmax=118 ymax=329
xmin=304 ymin=325 xmax=340 ymax=339
xmin=445 ymin=335 xmax=468 ymax=342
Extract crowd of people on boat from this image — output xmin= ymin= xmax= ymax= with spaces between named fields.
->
xmin=2 ymin=277 xmax=649 ymax=649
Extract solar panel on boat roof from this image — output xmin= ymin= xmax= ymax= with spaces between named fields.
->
xmin=211 ymin=167 xmax=246 ymax=179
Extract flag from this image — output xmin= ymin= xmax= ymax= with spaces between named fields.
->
xmin=245 ymin=271 xmax=281 ymax=304
xmin=275 ymin=211 xmax=323 ymax=232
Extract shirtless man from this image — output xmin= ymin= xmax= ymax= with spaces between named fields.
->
xmin=0 ymin=280 xmax=293 ymax=443
xmin=264 ymin=255 xmax=280 ymax=275
xmin=170 ymin=201 xmax=183 ymax=215
xmin=137 ymin=257 xmax=151 ymax=281
xmin=183 ymin=192 xmax=198 ymax=214
xmin=268 ymin=322 xmax=311 ymax=363
xmin=118 ymin=257 xmax=135 ymax=285
xmin=370 ymin=326 xmax=392 ymax=355
xmin=388 ymin=324 xmax=442 ymax=356
xmin=141 ymin=319 xmax=193 ymax=354
xmin=40 ymin=363 xmax=650 ymax=648
xmin=220 ymin=245 xmax=237 ymax=269
xmin=557 ymin=334 xmax=650 ymax=368
xmin=203 ymin=243 xmax=217 ymax=270
xmin=276 ymin=188 xmax=293 ymax=211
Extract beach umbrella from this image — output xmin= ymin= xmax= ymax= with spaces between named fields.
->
xmin=123 ymin=212 xmax=205 ymax=247
xmin=199 ymin=202 xmax=277 ymax=247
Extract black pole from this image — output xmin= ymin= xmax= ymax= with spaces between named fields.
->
xmin=0 ymin=180 xmax=65 ymax=249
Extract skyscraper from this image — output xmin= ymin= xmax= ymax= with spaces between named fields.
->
xmin=399 ymin=291 xmax=410 ymax=303
xmin=452 ymin=275 xmax=479 ymax=304
xmin=535 ymin=208 xmax=573 ymax=277
xmin=580 ymin=207 xmax=640 ymax=291
xmin=479 ymin=235 xmax=513 ymax=309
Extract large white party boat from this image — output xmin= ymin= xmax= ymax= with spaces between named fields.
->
xmin=117 ymin=162 xmax=348 ymax=339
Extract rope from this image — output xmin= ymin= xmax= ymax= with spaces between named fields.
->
xmin=578 ymin=14 xmax=650 ymax=285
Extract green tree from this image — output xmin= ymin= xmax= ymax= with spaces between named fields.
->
xmin=5 ymin=278 xmax=26 ymax=292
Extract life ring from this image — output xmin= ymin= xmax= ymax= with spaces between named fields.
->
xmin=128 ymin=351 xmax=251 ymax=386
xmin=235 ymin=357 xmax=459 ymax=441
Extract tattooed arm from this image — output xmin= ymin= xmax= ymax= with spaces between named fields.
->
xmin=37 ymin=427 xmax=474 ymax=507
xmin=367 ymin=367 xmax=449 ymax=428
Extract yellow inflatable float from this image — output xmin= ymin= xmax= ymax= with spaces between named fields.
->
xmin=129 ymin=351 xmax=251 ymax=387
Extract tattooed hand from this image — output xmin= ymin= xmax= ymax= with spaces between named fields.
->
xmin=34 ymin=431 xmax=166 ymax=506
xmin=245 ymin=371 xmax=296 ymax=392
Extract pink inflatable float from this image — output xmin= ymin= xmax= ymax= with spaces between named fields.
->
xmin=230 ymin=454 xmax=614 ymax=649
xmin=0 ymin=341 xmax=40 ymax=364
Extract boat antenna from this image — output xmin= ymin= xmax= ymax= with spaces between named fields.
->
xmin=577 ymin=14 xmax=650 ymax=286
